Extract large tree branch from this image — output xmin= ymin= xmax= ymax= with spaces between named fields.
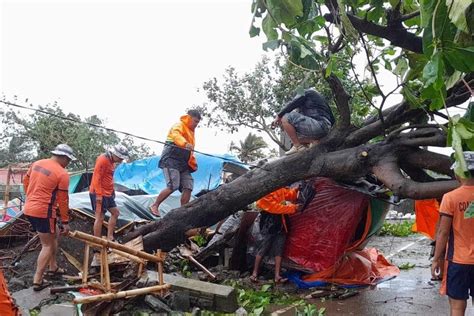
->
xmin=372 ymin=162 xmax=459 ymax=199
xmin=326 ymin=74 xmax=351 ymax=129
xmin=392 ymin=127 xmax=446 ymax=147
xmin=324 ymin=13 xmax=423 ymax=53
xmin=400 ymin=147 xmax=454 ymax=177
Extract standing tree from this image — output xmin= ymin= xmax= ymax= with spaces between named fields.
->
xmin=125 ymin=0 xmax=473 ymax=252
xmin=200 ymin=54 xmax=372 ymax=150
xmin=0 ymin=102 xmax=154 ymax=169
xmin=230 ymin=133 xmax=269 ymax=163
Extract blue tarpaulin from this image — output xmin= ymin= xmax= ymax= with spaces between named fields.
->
xmin=114 ymin=153 xmax=246 ymax=195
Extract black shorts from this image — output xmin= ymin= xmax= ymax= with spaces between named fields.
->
xmin=27 ymin=215 xmax=56 ymax=234
xmin=447 ymin=261 xmax=474 ymax=300
xmin=256 ymin=233 xmax=286 ymax=257
xmin=89 ymin=192 xmax=117 ymax=213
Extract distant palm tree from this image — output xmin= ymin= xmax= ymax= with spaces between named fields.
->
xmin=230 ymin=133 xmax=268 ymax=163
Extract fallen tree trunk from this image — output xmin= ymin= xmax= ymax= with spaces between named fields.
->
xmin=125 ymin=138 xmax=458 ymax=252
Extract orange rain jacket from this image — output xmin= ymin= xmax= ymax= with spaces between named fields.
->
xmin=256 ymin=187 xmax=298 ymax=233
xmin=159 ymin=114 xmax=197 ymax=172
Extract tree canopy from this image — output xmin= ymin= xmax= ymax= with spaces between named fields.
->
xmin=248 ymin=0 xmax=474 ymax=176
xmin=200 ymin=53 xmax=373 ymax=150
xmin=0 ymin=102 xmax=153 ymax=169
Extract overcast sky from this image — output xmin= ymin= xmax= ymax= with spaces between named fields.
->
xmin=1 ymin=0 xmax=269 ymax=155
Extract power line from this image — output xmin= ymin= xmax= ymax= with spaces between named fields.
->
xmin=0 ymin=100 xmax=264 ymax=169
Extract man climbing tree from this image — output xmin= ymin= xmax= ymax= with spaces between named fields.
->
xmin=124 ymin=0 xmax=474 ymax=253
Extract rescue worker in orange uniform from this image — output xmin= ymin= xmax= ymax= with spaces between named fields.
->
xmin=432 ymin=151 xmax=474 ymax=316
xmin=250 ymin=187 xmax=302 ymax=284
xmin=150 ymin=110 xmax=201 ymax=217
xmin=89 ymin=144 xmax=129 ymax=241
xmin=23 ymin=144 xmax=75 ymax=291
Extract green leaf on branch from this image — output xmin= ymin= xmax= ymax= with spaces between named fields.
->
xmin=325 ymin=56 xmax=335 ymax=77
xmin=393 ymin=57 xmax=409 ymax=78
xmin=262 ymin=15 xmax=278 ymax=40
xmin=443 ymin=45 xmax=474 ymax=72
xmin=446 ymin=0 xmax=472 ymax=34
xmin=451 ymin=122 xmax=469 ymax=177
xmin=402 ymin=86 xmax=423 ymax=109
xmin=266 ymin=0 xmax=303 ymax=27
xmin=262 ymin=39 xmax=280 ymax=51
xmin=420 ymin=0 xmax=436 ymax=28
xmin=423 ymin=51 xmax=445 ymax=90
xmin=249 ymin=24 xmax=261 ymax=37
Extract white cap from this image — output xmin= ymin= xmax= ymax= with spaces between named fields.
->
xmin=51 ymin=144 xmax=77 ymax=161
xmin=452 ymin=151 xmax=474 ymax=170
xmin=109 ymin=144 xmax=129 ymax=160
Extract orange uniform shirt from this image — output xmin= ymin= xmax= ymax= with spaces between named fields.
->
xmin=256 ymin=188 xmax=298 ymax=233
xmin=23 ymin=159 xmax=70 ymax=222
xmin=89 ymin=154 xmax=115 ymax=197
xmin=439 ymin=185 xmax=474 ymax=264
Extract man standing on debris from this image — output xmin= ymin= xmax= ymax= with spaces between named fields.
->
xmin=90 ymin=144 xmax=129 ymax=241
xmin=272 ymin=88 xmax=335 ymax=155
xmin=250 ymin=187 xmax=302 ymax=284
xmin=150 ymin=109 xmax=201 ymax=217
xmin=432 ymin=151 xmax=474 ymax=316
xmin=23 ymin=144 xmax=75 ymax=291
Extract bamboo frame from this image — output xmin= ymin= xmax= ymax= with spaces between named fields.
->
xmin=68 ymin=231 xmax=165 ymax=262
xmin=68 ymin=230 xmax=168 ymax=304
xmin=73 ymin=284 xmax=171 ymax=304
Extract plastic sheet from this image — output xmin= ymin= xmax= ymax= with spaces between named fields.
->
xmin=69 ymin=192 xmax=160 ymax=227
xmin=412 ymin=199 xmax=439 ymax=240
xmin=299 ymin=248 xmax=400 ymax=286
xmin=285 ymin=178 xmax=370 ymax=272
xmin=114 ymin=153 xmax=245 ymax=195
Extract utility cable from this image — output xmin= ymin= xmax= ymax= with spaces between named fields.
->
xmin=0 ymin=100 xmax=269 ymax=170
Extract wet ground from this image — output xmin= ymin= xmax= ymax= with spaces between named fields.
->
xmin=311 ymin=234 xmax=474 ymax=315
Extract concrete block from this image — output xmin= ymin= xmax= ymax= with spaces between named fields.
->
xmin=40 ymin=303 xmax=77 ymax=316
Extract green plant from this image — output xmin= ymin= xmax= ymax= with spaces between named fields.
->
xmin=29 ymin=309 xmax=40 ymax=316
xmin=379 ymin=221 xmax=415 ymax=237
xmin=235 ymin=283 xmax=325 ymax=315
xmin=398 ymin=262 xmax=416 ymax=270
xmin=192 ymin=234 xmax=207 ymax=247
xmin=179 ymin=259 xmax=192 ymax=277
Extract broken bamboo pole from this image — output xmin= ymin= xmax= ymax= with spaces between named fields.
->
xmin=186 ymin=255 xmax=216 ymax=280
xmin=82 ymin=244 xmax=90 ymax=285
xmin=101 ymin=238 xmax=111 ymax=292
xmin=109 ymin=248 xmax=145 ymax=264
xmin=68 ymin=231 xmax=165 ymax=262
xmin=73 ymin=284 xmax=171 ymax=304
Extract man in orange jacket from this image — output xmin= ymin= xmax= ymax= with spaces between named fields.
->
xmin=250 ymin=187 xmax=302 ymax=284
xmin=23 ymin=144 xmax=75 ymax=291
xmin=150 ymin=110 xmax=201 ymax=217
